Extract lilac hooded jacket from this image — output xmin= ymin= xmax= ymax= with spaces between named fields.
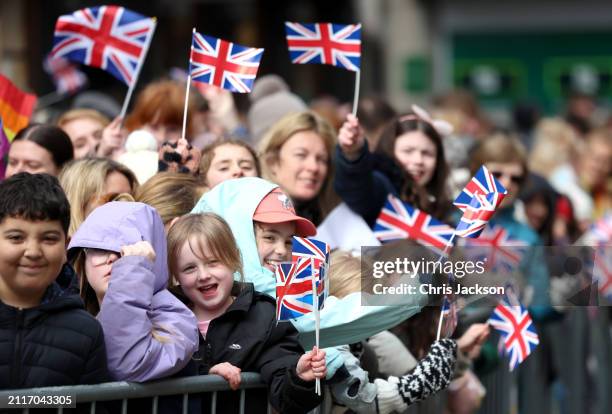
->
xmin=68 ymin=202 xmax=199 ymax=382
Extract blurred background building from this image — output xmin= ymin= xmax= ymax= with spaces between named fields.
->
xmin=3 ymin=0 xmax=612 ymax=124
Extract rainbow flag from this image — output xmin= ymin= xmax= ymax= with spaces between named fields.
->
xmin=0 ymin=74 xmax=37 ymax=139
xmin=0 ymin=117 xmax=9 ymax=180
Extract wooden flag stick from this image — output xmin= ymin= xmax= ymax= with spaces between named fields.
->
xmin=119 ymin=17 xmax=157 ymax=124
xmin=181 ymin=28 xmax=196 ymax=141
xmin=351 ymin=70 xmax=361 ymax=116
xmin=310 ymin=257 xmax=321 ymax=395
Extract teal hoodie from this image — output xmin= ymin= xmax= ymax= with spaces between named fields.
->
xmin=191 ymin=178 xmax=425 ymax=350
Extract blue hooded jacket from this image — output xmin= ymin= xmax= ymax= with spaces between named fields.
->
xmin=68 ymin=202 xmax=199 ymax=382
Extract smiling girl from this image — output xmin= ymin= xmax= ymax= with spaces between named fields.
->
xmin=334 ymin=107 xmax=452 ymax=226
xmin=167 ymin=213 xmax=325 ymax=413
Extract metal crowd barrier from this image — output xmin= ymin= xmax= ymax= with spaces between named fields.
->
xmin=0 ymin=373 xmax=269 ymax=414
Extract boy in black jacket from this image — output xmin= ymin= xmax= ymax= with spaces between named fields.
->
xmin=0 ymin=173 xmax=108 ymax=389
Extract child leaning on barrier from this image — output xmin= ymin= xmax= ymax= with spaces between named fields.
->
xmin=67 ymin=202 xmax=199 ymax=382
xmin=0 ymin=173 xmax=108 ymax=388
xmin=167 ymin=213 xmax=326 ymax=414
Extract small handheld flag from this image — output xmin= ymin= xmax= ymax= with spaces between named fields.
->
xmin=0 ymin=74 xmax=37 ymax=140
xmin=44 ymin=55 xmax=88 ymax=95
xmin=285 ymin=22 xmax=361 ymax=72
xmin=454 ymin=165 xmax=507 ymax=213
xmin=463 ymin=224 xmax=528 ymax=273
xmin=189 ymin=31 xmax=263 ymax=93
xmin=52 ymin=5 xmax=156 ymax=86
xmin=275 ymin=258 xmax=322 ymax=321
xmin=374 ymin=195 xmax=454 ymax=252
xmin=488 ymin=295 xmax=539 ymax=371
xmin=455 ymin=193 xmax=501 ymax=238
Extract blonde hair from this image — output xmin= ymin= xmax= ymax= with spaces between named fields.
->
xmin=167 ymin=213 xmax=243 ymax=287
xmin=529 ymin=118 xmax=580 ymax=178
xmin=469 ymin=133 xmax=528 ymax=181
xmin=57 ymin=108 xmax=110 ymax=129
xmin=258 ymin=111 xmax=339 ymax=220
xmin=59 ymin=158 xmax=139 ymax=236
xmin=328 ymin=250 xmax=362 ymax=298
xmin=135 ymin=172 xmax=204 ymax=225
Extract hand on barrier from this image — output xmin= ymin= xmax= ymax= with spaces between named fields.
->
xmin=209 ymin=362 xmax=242 ymax=390
xmin=296 ymin=346 xmax=327 ymax=382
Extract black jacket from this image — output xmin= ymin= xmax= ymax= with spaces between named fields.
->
xmin=0 ymin=264 xmax=108 ymax=389
xmin=174 ymin=282 xmax=322 ymax=414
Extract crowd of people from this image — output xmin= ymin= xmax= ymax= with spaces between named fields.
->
xmin=0 ymin=73 xmax=610 ymax=413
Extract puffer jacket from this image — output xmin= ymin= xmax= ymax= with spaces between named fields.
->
xmin=0 ymin=264 xmax=108 ymax=389
xmin=173 ymin=282 xmax=322 ymax=414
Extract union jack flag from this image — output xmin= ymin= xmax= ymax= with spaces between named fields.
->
xmin=292 ymin=237 xmax=330 ymax=304
xmin=189 ymin=31 xmax=263 ymax=93
xmin=454 ymin=165 xmax=507 ymax=213
xmin=44 ymin=55 xmax=88 ymax=95
xmin=585 ymin=214 xmax=612 ymax=245
xmin=51 ymin=5 xmax=155 ymax=86
xmin=455 ymin=193 xmax=501 ymax=238
xmin=285 ymin=22 xmax=361 ymax=72
xmin=374 ymin=195 xmax=454 ymax=252
xmin=489 ymin=296 xmax=539 ymax=371
xmin=276 ymin=258 xmax=323 ymax=320
xmin=463 ymin=224 xmax=528 ymax=273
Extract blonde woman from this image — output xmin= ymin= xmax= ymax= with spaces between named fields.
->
xmin=59 ymin=158 xmax=138 ymax=237
xmin=135 ymin=172 xmax=204 ymax=230
xmin=258 ymin=111 xmax=339 ymax=225
xmin=529 ymin=118 xmax=580 ymax=179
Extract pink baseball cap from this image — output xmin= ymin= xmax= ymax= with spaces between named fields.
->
xmin=253 ymin=188 xmax=317 ymax=237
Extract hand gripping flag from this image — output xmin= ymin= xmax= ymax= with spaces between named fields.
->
xmin=374 ymin=195 xmax=454 ymax=252
xmin=276 ymin=258 xmax=323 ymax=320
xmin=189 ymin=31 xmax=263 ymax=93
xmin=52 ymin=5 xmax=155 ymax=86
xmin=488 ymin=295 xmax=539 ymax=371
xmin=292 ymin=237 xmax=330 ymax=305
xmin=44 ymin=55 xmax=88 ymax=95
xmin=0 ymin=74 xmax=37 ymax=140
xmin=285 ymin=22 xmax=361 ymax=72
xmin=463 ymin=224 xmax=528 ymax=273
xmin=454 ymin=165 xmax=507 ymax=213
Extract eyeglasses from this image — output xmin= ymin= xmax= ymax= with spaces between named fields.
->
xmin=84 ymin=248 xmax=116 ymax=267
xmin=490 ymin=171 xmax=524 ymax=184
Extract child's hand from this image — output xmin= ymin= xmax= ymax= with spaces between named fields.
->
xmin=296 ymin=346 xmax=327 ymax=382
xmin=456 ymin=323 xmax=490 ymax=359
xmin=209 ymin=362 xmax=242 ymax=390
xmin=97 ymin=116 xmax=126 ymax=158
xmin=120 ymin=241 xmax=156 ymax=263
xmin=338 ymin=114 xmax=365 ymax=161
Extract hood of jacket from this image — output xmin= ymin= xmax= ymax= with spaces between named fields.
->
xmin=68 ymin=202 xmax=169 ymax=293
xmin=191 ymin=177 xmax=278 ymax=297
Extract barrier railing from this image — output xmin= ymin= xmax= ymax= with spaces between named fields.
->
xmin=0 ymin=373 xmax=268 ymax=414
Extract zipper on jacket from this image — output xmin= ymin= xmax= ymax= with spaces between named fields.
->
xmin=10 ymin=309 xmax=24 ymax=387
